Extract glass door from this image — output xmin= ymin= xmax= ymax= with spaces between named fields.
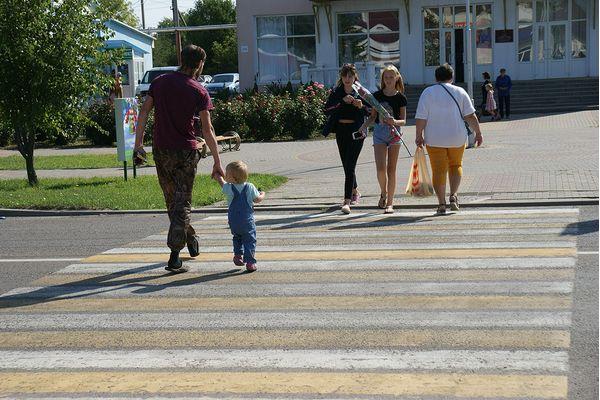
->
xmin=533 ymin=0 xmax=568 ymax=78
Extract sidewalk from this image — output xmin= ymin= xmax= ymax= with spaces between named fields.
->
xmin=0 ymin=111 xmax=597 ymax=207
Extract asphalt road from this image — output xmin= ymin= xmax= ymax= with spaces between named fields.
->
xmin=0 ymin=204 xmax=597 ymax=398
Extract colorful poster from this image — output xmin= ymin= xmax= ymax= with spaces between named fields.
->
xmin=115 ymin=98 xmax=139 ymax=162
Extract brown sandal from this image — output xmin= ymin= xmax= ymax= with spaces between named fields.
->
xmin=449 ymin=194 xmax=459 ymax=211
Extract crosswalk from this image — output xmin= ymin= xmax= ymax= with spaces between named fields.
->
xmin=0 ymin=207 xmax=579 ymax=398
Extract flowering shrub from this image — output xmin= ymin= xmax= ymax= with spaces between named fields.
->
xmin=211 ymin=82 xmax=330 ymax=141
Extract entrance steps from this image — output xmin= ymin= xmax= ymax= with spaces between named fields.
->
xmin=403 ymin=77 xmax=599 ymax=117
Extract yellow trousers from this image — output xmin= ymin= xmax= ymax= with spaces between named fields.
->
xmin=426 ymin=145 xmax=466 ymax=187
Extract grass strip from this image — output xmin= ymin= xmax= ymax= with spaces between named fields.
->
xmin=0 ymin=174 xmax=286 ymax=210
xmin=0 ymin=153 xmax=155 ymax=170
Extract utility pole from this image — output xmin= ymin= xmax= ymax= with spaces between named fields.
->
xmin=140 ymin=0 xmax=146 ymax=29
xmin=172 ymin=0 xmax=182 ymax=65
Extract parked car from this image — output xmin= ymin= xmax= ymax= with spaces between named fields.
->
xmin=205 ymin=73 xmax=239 ymax=96
xmin=198 ymin=75 xmax=212 ymax=86
xmin=135 ymin=66 xmax=178 ymax=97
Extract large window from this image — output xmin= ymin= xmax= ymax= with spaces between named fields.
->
xmin=518 ymin=0 xmax=587 ymax=62
xmin=337 ymin=11 xmax=400 ymax=66
xmin=423 ymin=8 xmax=440 ymax=66
xmin=475 ymin=5 xmax=493 ymax=64
xmin=517 ymin=0 xmax=533 ymax=62
xmin=256 ymin=15 xmax=316 ymax=83
xmin=571 ymin=0 xmax=586 ymax=58
xmin=423 ymin=5 xmax=493 ymax=67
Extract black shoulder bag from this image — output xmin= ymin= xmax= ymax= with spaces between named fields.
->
xmin=438 ymin=83 xmax=475 ymax=148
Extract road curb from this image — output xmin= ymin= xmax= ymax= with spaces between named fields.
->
xmin=0 ymin=197 xmax=597 ymax=217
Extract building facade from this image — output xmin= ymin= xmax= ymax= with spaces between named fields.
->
xmin=236 ymin=0 xmax=598 ymax=90
xmin=104 ymin=19 xmax=155 ymax=98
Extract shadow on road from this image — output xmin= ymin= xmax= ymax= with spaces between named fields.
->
xmin=0 ymin=262 xmax=243 ymax=309
xmin=561 ymin=219 xmax=599 ymax=236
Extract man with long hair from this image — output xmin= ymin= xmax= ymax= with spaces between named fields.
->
xmin=134 ymin=45 xmax=224 ymax=272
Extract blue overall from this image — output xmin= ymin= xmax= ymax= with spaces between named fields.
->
xmin=228 ymin=184 xmax=257 ymax=264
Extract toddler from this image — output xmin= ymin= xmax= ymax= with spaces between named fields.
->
xmin=485 ymin=83 xmax=499 ymax=121
xmin=215 ymin=161 xmax=264 ymax=272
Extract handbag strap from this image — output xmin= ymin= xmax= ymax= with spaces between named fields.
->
xmin=438 ymin=83 xmax=465 ymax=121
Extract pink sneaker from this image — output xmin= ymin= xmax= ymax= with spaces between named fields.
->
xmin=246 ymin=262 xmax=257 ymax=272
xmin=350 ymin=191 xmax=361 ymax=205
xmin=233 ymin=255 xmax=244 ymax=266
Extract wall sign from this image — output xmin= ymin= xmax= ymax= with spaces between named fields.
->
xmin=495 ymin=29 xmax=513 ymax=43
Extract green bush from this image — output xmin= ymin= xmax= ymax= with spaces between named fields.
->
xmin=143 ymin=109 xmax=154 ymax=145
xmin=283 ymin=82 xmax=328 ymax=140
xmin=84 ymin=102 xmax=115 ymax=146
xmin=212 ymin=97 xmax=248 ymax=137
xmin=211 ymin=81 xmax=329 ymax=142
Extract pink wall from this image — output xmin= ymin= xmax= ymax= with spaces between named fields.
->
xmin=236 ymin=0 xmax=313 ymax=90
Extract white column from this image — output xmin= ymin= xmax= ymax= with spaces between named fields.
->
xmin=465 ymin=0 xmax=474 ymax=101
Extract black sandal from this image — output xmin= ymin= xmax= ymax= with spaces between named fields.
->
xmin=378 ymin=193 xmax=387 ymax=209
xmin=436 ymin=204 xmax=447 ymax=215
xmin=449 ymin=194 xmax=459 ymax=211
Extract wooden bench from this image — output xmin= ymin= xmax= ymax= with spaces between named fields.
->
xmin=197 ymin=131 xmax=241 ymax=158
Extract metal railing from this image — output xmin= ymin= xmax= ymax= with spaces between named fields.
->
xmin=300 ymin=62 xmax=381 ymax=91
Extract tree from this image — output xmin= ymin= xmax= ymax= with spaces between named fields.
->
xmin=95 ymin=0 xmax=140 ymax=28
xmin=152 ymin=0 xmax=238 ymax=73
xmin=185 ymin=0 xmax=237 ymax=75
xmin=0 ymin=0 xmax=121 ymax=185
xmin=210 ymin=30 xmax=238 ymax=73
xmin=152 ymin=19 xmax=179 ymax=67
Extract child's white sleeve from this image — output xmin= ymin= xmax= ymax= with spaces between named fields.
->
xmin=222 ymin=183 xmax=231 ymax=195
xmin=249 ymin=183 xmax=261 ymax=199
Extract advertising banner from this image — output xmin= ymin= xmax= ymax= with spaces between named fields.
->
xmin=115 ymin=97 xmax=139 ymax=162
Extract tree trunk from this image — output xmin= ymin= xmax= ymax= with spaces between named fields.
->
xmin=15 ymin=128 xmax=38 ymax=186
xmin=25 ymin=153 xmax=38 ymax=186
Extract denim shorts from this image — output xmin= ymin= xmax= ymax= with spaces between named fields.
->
xmin=372 ymin=123 xmax=400 ymax=146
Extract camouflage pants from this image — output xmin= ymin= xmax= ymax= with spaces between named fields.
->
xmin=153 ymin=148 xmax=202 ymax=252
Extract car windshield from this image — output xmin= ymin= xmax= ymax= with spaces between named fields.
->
xmin=212 ymin=75 xmax=234 ymax=83
xmin=141 ymin=70 xmax=174 ymax=84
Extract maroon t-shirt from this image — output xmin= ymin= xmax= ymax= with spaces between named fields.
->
xmin=148 ymin=71 xmax=213 ymax=150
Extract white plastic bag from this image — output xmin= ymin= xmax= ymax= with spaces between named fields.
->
xmin=405 ymin=147 xmax=434 ymax=197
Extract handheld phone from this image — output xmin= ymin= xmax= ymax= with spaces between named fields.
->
xmin=352 ymin=130 xmax=366 ymax=140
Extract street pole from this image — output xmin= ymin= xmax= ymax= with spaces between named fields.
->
xmin=140 ymin=0 xmax=146 ymax=29
xmin=172 ymin=0 xmax=182 ymax=65
xmin=465 ymin=0 xmax=474 ymax=102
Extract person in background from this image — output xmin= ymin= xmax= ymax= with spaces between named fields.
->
xmin=108 ymin=70 xmax=122 ymax=104
xmin=480 ymin=72 xmax=491 ymax=115
xmin=415 ymin=64 xmax=483 ymax=215
xmin=495 ymin=68 xmax=512 ymax=119
xmin=134 ymin=45 xmax=224 ymax=273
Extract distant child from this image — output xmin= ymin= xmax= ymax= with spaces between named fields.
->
xmin=485 ymin=83 xmax=499 ymax=121
xmin=214 ymin=161 xmax=265 ymax=272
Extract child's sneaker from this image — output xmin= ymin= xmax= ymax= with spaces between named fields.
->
xmin=246 ymin=262 xmax=257 ymax=272
xmin=350 ymin=191 xmax=361 ymax=205
xmin=233 ymin=255 xmax=244 ymax=266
